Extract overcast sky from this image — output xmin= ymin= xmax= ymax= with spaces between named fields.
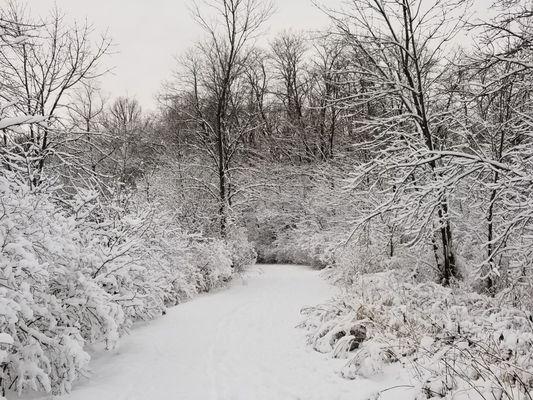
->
xmin=30 ymin=0 xmax=339 ymax=112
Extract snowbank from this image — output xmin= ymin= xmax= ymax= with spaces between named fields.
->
xmin=300 ymin=270 xmax=533 ymax=400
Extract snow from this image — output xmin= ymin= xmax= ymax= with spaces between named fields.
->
xmin=0 ymin=333 xmax=14 ymax=345
xmin=21 ymin=265 xmax=412 ymax=400
xmin=0 ymin=115 xmax=48 ymax=130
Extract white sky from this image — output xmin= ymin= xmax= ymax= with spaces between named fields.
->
xmin=28 ymin=0 xmax=487 ymax=112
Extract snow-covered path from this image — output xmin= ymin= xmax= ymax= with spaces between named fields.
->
xmin=40 ymin=265 xmax=406 ymax=400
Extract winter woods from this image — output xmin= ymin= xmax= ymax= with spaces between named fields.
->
xmin=162 ymin=0 xmax=533 ymax=294
xmin=1 ymin=0 xmax=533 ymax=397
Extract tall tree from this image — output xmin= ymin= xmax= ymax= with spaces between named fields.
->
xmin=0 ymin=2 xmax=111 ymax=186
xmin=184 ymin=0 xmax=274 ymax=236
xmin=330 ymin=0 xmax=471 ymax=284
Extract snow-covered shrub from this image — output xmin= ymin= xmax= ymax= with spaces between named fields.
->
xmin=0 ymin=175 xmax=121 ymax=395
xmin=300 ymin=270 xmax=533 ymax=400
xmin=225 ymin=226 xmax=257 ymax=273
xmin=72 ymin=192 xmax=240 ymax=320
xmin=69 ymin=194 xmax=167 ymax=326
xmin=0 ymin=174 xmax=244 ymax=397
xmin=329 ymin=241 xmax=402 ymax=286
xmin=132 ymin=220 xmax=236 ymax=301
xmin=135 ymin=226 xmax=199 ymax=307
xmin=189 ymin=239 xmax=233 ymax=292
xmin=260 ymin=224 xmax=340 ymax=268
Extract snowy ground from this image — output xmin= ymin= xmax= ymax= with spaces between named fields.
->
xmin=27 ymin=265 xmax=412 ymax=400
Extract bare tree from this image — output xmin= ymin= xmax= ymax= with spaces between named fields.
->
xmin=244 ymin=48 xmax=272 ymax=147
xmin=270 ymin=31 xmax=313 ymax=161
xmin=184 ymin=0 xmax=274 ymax=236
xmin=66 ymin=83 xmax=110 ymax=174
xmin=101 ymin=97 xmax=153 ymax=189
xmin=0 ymin=2 xmax=111 ymax=186
xmin=310 ymin=35 xmax=346 ymax=160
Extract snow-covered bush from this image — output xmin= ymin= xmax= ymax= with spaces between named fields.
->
xmin=225 ymin=226 xmax=257 ymax=273
xmin=70 ymin=190 xmax=245 ymax=321
xmin=188 ymin=239 xmax=233 ymax=292
xmin=257 ymin=223 xmax=340 ymax=268
xmin=134 ymin=224 xmax=199 ymax=307
xmin=0 ymin=175 xmax=120 ymax=395
xmin=0 ymin=175 xmax=244 ymax=397
xmin=82 ymin=207 xmax=168 ymax=325
xmin=300 ymin=270 xmax=533 ymax=400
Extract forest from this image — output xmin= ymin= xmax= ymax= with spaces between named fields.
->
xmin=0 ymin=0 xmax=533 ymax=399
